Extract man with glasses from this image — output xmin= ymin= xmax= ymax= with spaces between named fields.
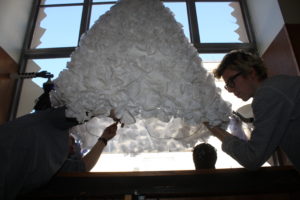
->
xmin=204 ymin=49 xmax=300 ymax=171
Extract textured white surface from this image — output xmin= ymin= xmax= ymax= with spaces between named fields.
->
xmin=51 ymin=0 xmax=231 ymax=153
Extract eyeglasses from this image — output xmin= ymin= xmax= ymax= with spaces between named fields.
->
xmin=224 ymin=72 xmax=242 ymax=90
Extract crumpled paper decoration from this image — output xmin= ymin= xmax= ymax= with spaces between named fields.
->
xmin=50 ymin=0 xmax=232 ymax=152
xmin=70 ymin=115 xmax=213 ymax=155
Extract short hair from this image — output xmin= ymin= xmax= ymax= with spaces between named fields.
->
xmin=213 ymin=49 xmax=267 ymax=81
xmin=193 ymin=143 xmax=217 ymax=169
xmin=34 ymin=81 xmax=54 ymax=111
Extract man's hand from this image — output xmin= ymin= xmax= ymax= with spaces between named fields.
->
xmin=203 ymin=122 xmax=213 ymax=130
xmin=100 ymin=122 xmax=118 ymax=141
xmin=203 ymin=122 xmax=230 ymax=142
xmin=108 ymin=109 xmax=124 ymax=127
xmin=108 ymin=109 xmax=118 ymax=121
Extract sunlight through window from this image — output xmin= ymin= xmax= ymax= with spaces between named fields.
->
xmin=19 ymin=0 xmax=256 ymax=171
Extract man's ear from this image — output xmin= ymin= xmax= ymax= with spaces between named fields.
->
xmin=249 ymin=68 xmax=258 ymax=80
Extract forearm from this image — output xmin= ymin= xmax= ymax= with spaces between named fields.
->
xmin=205 ymin=124 xmax=232 ymax=142
xmin=82 ymin=122 xmax=118 ymax=171
xmin=82 ymin=140 xmax=106 ymax=171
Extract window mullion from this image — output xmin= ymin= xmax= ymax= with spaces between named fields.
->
xmin=239 ymin=0 xmax=256 ymax=47
xmin=78 ymin=0 xmax=93 ymax=45
xmin=197 ymin=43 xmax=254 ymax=53
xmin=9 ymin=0 xmax=41 ymax=120
xmin=186 ymin=0 xmax=200 ymax=48
xmin=24 ymin=47 xmax=76 ymax=59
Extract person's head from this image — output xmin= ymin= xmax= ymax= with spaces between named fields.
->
xmin=33 ymin=81 xmax=54 ymax=111
xmin=213 ymin=49 xmax=268 ymax=101
xmin=193 ymin=143 xmax=217 ymax=169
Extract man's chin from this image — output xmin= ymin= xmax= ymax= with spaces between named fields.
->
xmin=235 ymin=94 xmax=249 ymax=101
xmin=241 ymin=96 xmax=251 ymax=101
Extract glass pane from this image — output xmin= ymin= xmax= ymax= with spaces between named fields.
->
xmin=163 ymin=2 xmax=190 ymax=41
xmin=200 ymin=53 xmax=225 ymax=63
xmin=16 ymin=58 xmax=70 ymax=117
xmin=31 ymin=6 xmax=82 ymax=48
xmin=41 ymin=0 xmax=83 ymax=5
xmin=31 ymin=58 xmax=70 ymax=87
xmin=196 ymin=2 xmax=249 ymax=43
xmin=90 ymin=4 xmax=114 ymax=28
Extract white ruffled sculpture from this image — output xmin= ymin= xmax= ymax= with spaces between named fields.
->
xmin=50 ymin=0 xmax=231 ymax=153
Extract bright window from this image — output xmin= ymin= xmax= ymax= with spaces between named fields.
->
xmin=31 ymin=58 xmax=70 ymax=87
xmin=196 ymin=2 xmax=249 ymax=43
xmin=31 ymin=6 xmax=82 ymax=48
xmin=90 ymin=4 xmax=114 ymax=28
xmin=15 ymin=0 xmax=257 ymax=171
xmin=164 ymin=2 xmax=190 ymax=40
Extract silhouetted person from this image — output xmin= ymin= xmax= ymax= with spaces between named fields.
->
xmin=193 ymin=143 xmax=217 ymax=169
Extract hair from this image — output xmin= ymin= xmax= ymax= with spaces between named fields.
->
xmin=193 ymin=143 xmax=217 ymax=169
xmin=213 ymin=49 xmax=268 ymax=81
xmin=33 ymin=81 xmax=55 ymax=111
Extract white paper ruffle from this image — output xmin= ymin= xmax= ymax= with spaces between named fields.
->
xmin=50 ymin=0 xmax=232 ymax=152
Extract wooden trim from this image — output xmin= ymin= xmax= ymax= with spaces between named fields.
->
xmin=18 ymin=167 xmax=300 ymax=199
xmin=0 ymin=47 xmax=18 ymax=124
xmin=286 ymin=23 xmax=300 ymax=72
xmin=262 ymin=25 xmax=300 ymax=76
